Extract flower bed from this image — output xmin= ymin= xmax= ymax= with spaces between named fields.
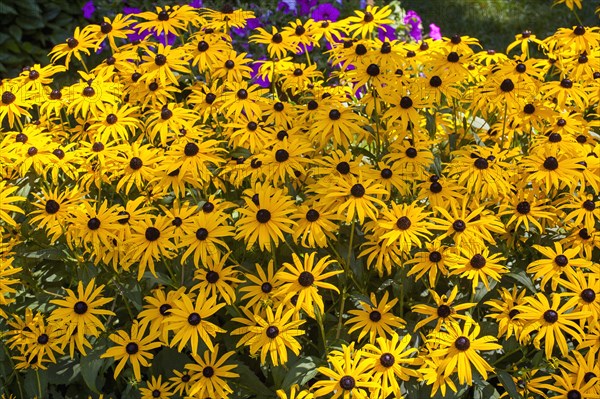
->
xmin=0 ymin=1 xmax=599 ymax=398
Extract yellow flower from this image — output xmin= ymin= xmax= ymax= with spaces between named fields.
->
xmin=428 ymin=319 xmax=502 ymax=385
xmin=185 ymin=344 xmax=239 ymax=398
xmin=516 ymin=293 xmax=591 ymax=359
xmin=278 ymin=252 xmax=341 ymax=319
xmin=166 ymin=290 xmax=225 ymax=354
xmin=232 ymin=304 xmax=304 ymax=366
xmin=313 ymin=342 xmax=378 ymax=399
xmin=345 ymin=291 xmax=406 ymax=343
xmin=101 ymin=321 xmax=161 ymax=381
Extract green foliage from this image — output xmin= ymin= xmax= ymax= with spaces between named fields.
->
xmin=0 ymin=0 xmax=89 ymax=78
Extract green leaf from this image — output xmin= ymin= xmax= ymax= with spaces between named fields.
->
xmin=150 ymin=347 xmax=191 ymax=377
xmin=475 ymin=382 xmax=501 ymax=399
xmin=8 ymin=25 xmax=21 ymax=41
xmin=80 ymin=350 xmax=104 ymax=393
xmin=505 ymin=271 xmax=536 ymax=293
xmin=234 ymin=362 xmax=273 ymax=396
xmin=281 ymin=356 xmax=322 ymax=390
xmin=0 ymin=2 xmax=17 ymax=15
xmin=496 ymin=370 xmax=522 ymax=399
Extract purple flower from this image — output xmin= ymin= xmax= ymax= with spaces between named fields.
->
xmin=277 ymin=1 xmax=293 ymax=14
xmin=231 ymin=18 xmax=262 ymax=37
xmin=154 ymin=31 xmax=177 ymax=46
xmin=295 ymin=42 xmax=314 ymax=55
xmin=251 ymin=61 xmax=270 ymax=88
xmin=189 ymin=0 xmax=203 ymax=8
xmin=311 ymin=3 xmax=340 ymax=22
xmin=298 ymin=0 xmax=317 ymax=15
xmin=377 ymin=24 xmax=396 ymax=42
xmin=403 ymin=10 xmax=422 ymax=41
xmin=429 ymin=23 xmax=442 ymax=40
xmin=123 ymin=7 xmax=142 ymax=15
xmin=82 ymin=0 xmax=95 ymax=19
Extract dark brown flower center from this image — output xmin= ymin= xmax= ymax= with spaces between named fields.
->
xmin=256 ymin=209 xmax=271 ymax=223
xmin=188 ymin=312 xmax=201 ymax=326
xmin=543 ymin=309 xmax=558 ymax=323
xmin=454 ymin=336 xmax=470 ymax=350
xmin=298 ymin=271 xmax=314 ymax=287
xmin=74 ymin=301 xmax=88 ymax=314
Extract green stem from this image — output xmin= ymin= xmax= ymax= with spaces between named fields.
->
xmin=501 ymin=100 xmax=508 ymax=149
xmin=315 ymin=308 xmax=327 ymax=352
xmin=2 ymin=340 xmax=24 ymax=399
xmin=35 ymin=369 xmax=43 ymax=399
xmin=335 ymin=286 xmax=347 ymax=340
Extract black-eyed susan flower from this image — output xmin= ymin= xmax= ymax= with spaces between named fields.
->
xmin=210 ymin=49 xmax=253 ymax=83
xmin=516 ymin=293 xmax=591 ymax=359
xmin=49 ymin=25 xmax=97 ymax=66
xmin=291 ymin=203 xmax=341 ymax=248
xmin=101 ymin=321 xmax=161 ymax=381
xmin=140 ymin=375 xmax=172 ymax=399
xmin=323 ymin=175 xmax=387 ymax=224
xmin=126 ymin=215 xmax=177 ymax=280
xmin=192 ymin=254 xmax=242 ymax=304
xmin=527 ymin=242 xmax=593 ymax=292
xmin=0 ymin=256 xmax=21 ymax=319
xmin=278 ymin=252 xmax=341 ymax=319
xmin=250 ymin=27 xmax=298 ymax=60
xmin=405 ymin=240 xmax=450 ymax=288
xmin=166 ymin=290 xmax=225 ymax=354
xmin=232 ymin=304 xmax=304 ymax=366
xmin=363 ymin=332 xmax=420 ymax=398
xmin=446 ymin=244 xmax=508 ymax=293
xmin=498 ymin=189 xmax=556 ymax=234
xmin=412 ymin=286 xmax=475 ymax=332
xmin=239 ymin=261 xmax=282 ymax=309
xmin=428 ymin=318 xmax=502 ymax=385
xmin=168 ymin=369 xmax=194 ymax=397
xmin=0 ymin=81 xmax=32 ymax=128
xmin=185 ymin=344 xmax=239 ymax=398
xmin=138 ymin=287 xmax=185 ymax=343
xmin=485 ymin=285 xmax=528 ymax=340
xmin=235 ymin=184 xmax=296 ymax=251
xmin=0 ymin=181 xmax=25 ymax=228
xmin=559 ymin=270 xmax=600 ymax=328
xmin=49 ymin=279 xmax=114 ymax=355
xmin=180 ymin=212 xmax=234 ymax=268
xmin=433 ymin=198 xmax=506 ymax=246
xmin=116 ymin=142 xmax=162 ymax=194
xmin=136 ymin=5 xmax=197 ymax=38
xmin=346 ymin=291 xmax=405 ymax=343
xmin=345 ymin=5 xmax=393 ymax=39
xmin=372 ymin=202 xmax=435 ymax=253
xmin=22 ymin=317 xmax=64 ymax=368
xmin=277 ymin=384 xmax=314 ymax=399
xmin=313 ymin=342 xmax=378 ymax=399
xmin=68 ymin=200 xmax=124 ymax=258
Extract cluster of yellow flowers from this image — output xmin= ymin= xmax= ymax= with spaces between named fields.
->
xmin=0 ymin=2 xmax=599 ymax=399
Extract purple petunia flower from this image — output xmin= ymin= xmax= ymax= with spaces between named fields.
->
xmin=403 ymin=10 xmax=423 ymax=42
xmin=429 ymin=23 xmax=442 ymax=40
xmin=295 ymin=42 xmax=314 ymax=55
xmin=277 ymin=1 xmax=293 ymax=15
xmin=311 ymin=3 xmax=340 ymax=22
xmin=189 ymin=0 xmax=203 ymax=8
xmin=231 ymin=17 xmax=262 ymax=37
xmin=82 ymin=0 xmax=95 ymax=19
xmin=377 ymin=24 xmax=396 ymax=42
xmin=123 ymin=7 xmax=142 ymax=15
xmin=298 ymin=0 xmax=317 ymax=15
xmin=251 ymin=61 xmax=270 ymax=88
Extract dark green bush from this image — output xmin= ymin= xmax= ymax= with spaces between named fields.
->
xmin=0 ymin=0 xmax=89 ymax=78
